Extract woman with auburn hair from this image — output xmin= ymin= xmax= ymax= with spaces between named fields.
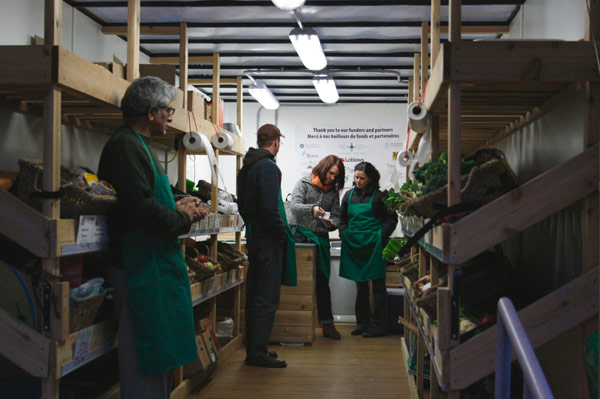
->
xmin=289 ymin=155 xmax=345 ymax=339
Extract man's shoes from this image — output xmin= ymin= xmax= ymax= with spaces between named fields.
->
xmin=245 ymin=356 xmax=287 ymax=368
xmin=361 ymin=331 xmax=388 ymax=338
xmin=268 ymin=351 xmax=278 ymax=358
xmin=322 ymin=323 xmax=341 ymax=340
xmin=351 ymin=324 xmax=369 ymax=336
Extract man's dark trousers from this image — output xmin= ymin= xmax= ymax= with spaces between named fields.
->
xmin=245 ymin=237 xmax=285 ymax=359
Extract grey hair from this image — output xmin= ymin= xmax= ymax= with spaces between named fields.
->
xmin=120 ymin=76 xmax=176 ymax=118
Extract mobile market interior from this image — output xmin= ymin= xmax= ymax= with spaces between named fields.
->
xmin=0 ymin=0 xmax=598 ymax=398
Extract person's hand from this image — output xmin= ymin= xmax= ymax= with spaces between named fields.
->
xmin=320 ymin=219 xmax=336 ymax=229
xmin=312 ymin=205 xmax=326 ymax=218
xmin=177 ymin=197 xmax=207 ymax=222
xmin=193 ymin=204 xmax=209 ymax=221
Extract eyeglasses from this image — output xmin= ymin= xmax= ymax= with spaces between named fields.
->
xmin=163 ymin=107 xmax=176 ymax=116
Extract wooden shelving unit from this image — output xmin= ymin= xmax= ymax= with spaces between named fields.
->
xmin=0 ymin=1 xmax=247 ymax=398
xmin=401 ymin=1 xmax=599 ymax=398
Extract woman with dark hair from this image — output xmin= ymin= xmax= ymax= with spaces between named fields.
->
xmin=289 ymin=155 xmax=345 ymax=339
xmin=339 ymin=162 xmax=397 ymax=337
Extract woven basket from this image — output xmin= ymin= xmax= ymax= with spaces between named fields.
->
xmin=402 ymin=159 xmax=519 ymax=218
xmin=415 ymin=288 xmax=438 ymax=320
xmin=400 ymin=262 xmax=420 ymax=283
xmin=186 ymin=256 xmax=219 ymax=282
xmin=195 ymin=241 xmax=247 ymax=272
xmin=17 ymin=159 xmax=117 ymax=218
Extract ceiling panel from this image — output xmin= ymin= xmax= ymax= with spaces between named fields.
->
xmin=68 ymin=0 xmax=525 ymax=104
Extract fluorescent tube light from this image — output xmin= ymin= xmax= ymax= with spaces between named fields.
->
xmin=313 ymin=75 xmax=339 ymax=104
xmin=248 ymin=81 xmax=280 ymax=110
xmin=271 ymin=0 xmax=305 ymax=11
xmin=289 ymin=27 xmax=327 ymax=71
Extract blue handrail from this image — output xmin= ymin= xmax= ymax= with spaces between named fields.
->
xmin=495 ymin=297 xmax=554 ymax=399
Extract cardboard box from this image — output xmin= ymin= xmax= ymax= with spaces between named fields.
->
xmin=201 ymin=330 xmax=218 ymax=363
xmin=183 ymin=334 xmax=212 ymax=376
xmin=188 ymin=90 xmax=205 ymax=119
xmin=138 ymin=64 xmax=177 ymax=86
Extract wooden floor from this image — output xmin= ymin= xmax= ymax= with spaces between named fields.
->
xmin=187 ymin=325 xmax=411 ymax=399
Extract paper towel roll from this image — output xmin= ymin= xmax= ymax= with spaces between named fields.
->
xmin=397 ymin=150 xmax=414 ymax=167
xmin=211 ymin=131 xmax=234 ymax=151
xmin=184 ymin=131 xmax=218 ymax=185
xmin=183 ymin=131 xmax=204 ymax=152
xmin=407 ymin=101 xmax=430 ymax=133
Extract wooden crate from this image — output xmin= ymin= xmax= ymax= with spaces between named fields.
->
xmin=241 ymin=244 xmax=316 ymax=344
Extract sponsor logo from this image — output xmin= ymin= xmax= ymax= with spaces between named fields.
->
xmin=299 ymin=144 xmax=305 ymax=148
xmin=341 ymin=157 xmax=364 ymax=163
xmin=302 ymin=151 xmax=319 ymax=159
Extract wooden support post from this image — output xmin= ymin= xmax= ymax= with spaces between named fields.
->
xmin=127 ymin=0 xmax=140 ymax=82
xmin=430 ymin=257 xmax=440 ymax=287
xmin=51 ymin=282 xmax=69 ymax=341
xmin=417 ymin=333 xmax=425 ymax=397
xmin=41 ymin=342 xmax=59 ymax=399
xmin=235 ymin=155 xmax=243 ymax=252
xmin=177 ymin=146 xmax=186 ymax=192
xmin=447 ymin=82 xmax=461 ymax=207
xmin=430 ymin=0 xmax=441 ymax=69
xmin=418 ymin=247 xmax=427 ymax=278
xmin=210 ymin=149 xmax=219 ymax=261
xmin=446 ymin=3 xmax=461 ymax=390
xmin=42 ymin=86 xmax=61 ymax=222
xmin=413 ymin=54 xmax=421 ymax=102
xmin=210 ymin=53 xmax=221 ymax=260
xmin=431 ymin=366 xmax=440 ymax=399
xmin=44 ymin=0 xmax=62 ymax=46
xmin=449 ymin=0 xmax=462 ymax=42
xmin=421 ymin=21 xmax=429 ymax=93
xmin=236 ymin=76 xmax=243 ymax=132
xmin=179 ymin=23 xmax=188 ymax=109
xmin=211 ymin=53 xmax=221 ymax=126
xmin=431 ymin=114 xmax=440 ymax=162
xmin=408 ymin=77 xmax=414 ymax=105
xmin=583 ymin=82 xmax=599 ymax=274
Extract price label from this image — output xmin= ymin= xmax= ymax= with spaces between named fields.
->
xmin=77 ymin=215 xmax=108 ymax=244
xmin=72 ymin=325 xmax=94 ymax=367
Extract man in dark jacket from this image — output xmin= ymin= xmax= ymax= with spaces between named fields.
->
xmin=237 ymin=124 xmax=288 ymax=368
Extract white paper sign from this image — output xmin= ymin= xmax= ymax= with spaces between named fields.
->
xmin=76 ymin=215 xmax=108 ymax=244
xmin=72 ymin=325 xmax=94 ymax=367
xmin=294 ymin=124 xmax=406 ymax=190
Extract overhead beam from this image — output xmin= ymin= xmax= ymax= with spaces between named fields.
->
xmin=102 ymin=23 xmax=509 ymax=35
xmin=151 ymin=51 xmax=419 ymax=59
xmin=73 ymin=1 xmax=526 ymax=7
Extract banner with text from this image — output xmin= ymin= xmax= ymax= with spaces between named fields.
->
xmin=294 ymin=124 xmax=406 ymax=190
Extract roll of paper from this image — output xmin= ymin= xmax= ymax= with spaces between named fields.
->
xmin=211 ymin=131 xmax=234 ymax=151
xmin=183 ymin=131 xmax=218 ymax=185
xmin=183 ymin=131 xmax=204 ymax=151
xmin=407 ymin=101 xmax=430 ymax=133
xmin=397 ymin=150 xmax=414 ymax=167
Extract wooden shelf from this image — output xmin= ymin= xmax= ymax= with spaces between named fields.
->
xmin=190 ymin=274 xmax=244 ymax=307
xmin=59 ymin=318 xmax=117 ymax=377
xmin=399 ymin=143 xmax=599 ymax=263
xmin=401 ymin=268 xmax=598 ymax=390
xmin=0 ymin=45 xmax=246 ymax=156
xmin=408 ymin=41 xmax=599 ymax=153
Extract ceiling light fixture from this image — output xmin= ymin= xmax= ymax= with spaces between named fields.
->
xmin=248 ymin=80 xmax=280 ymax=110
xmin=313 ymin=75 xmax=339 ymax=104
xmin=271 ymin=0 xmax=305 ymax=11
xmin=289 ymin=27 xmax=327 ymax=71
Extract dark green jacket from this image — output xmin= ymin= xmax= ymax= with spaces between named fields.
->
xmin=97 ymin=125 xmax=192 ymax=268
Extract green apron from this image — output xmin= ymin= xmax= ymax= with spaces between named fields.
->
xmin=245 ymin=189 xmax=297 ymax=286
xmin=120 ymin=131 xmax=198 ymax=376
xmin=340 ymin=189 xmax=386 ymax=282
xmin=294 ymin=226 xmax=331 ymax=279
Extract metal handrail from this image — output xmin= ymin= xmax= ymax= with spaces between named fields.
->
xmin=495 ymin=297 xmax=554 ymax=399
